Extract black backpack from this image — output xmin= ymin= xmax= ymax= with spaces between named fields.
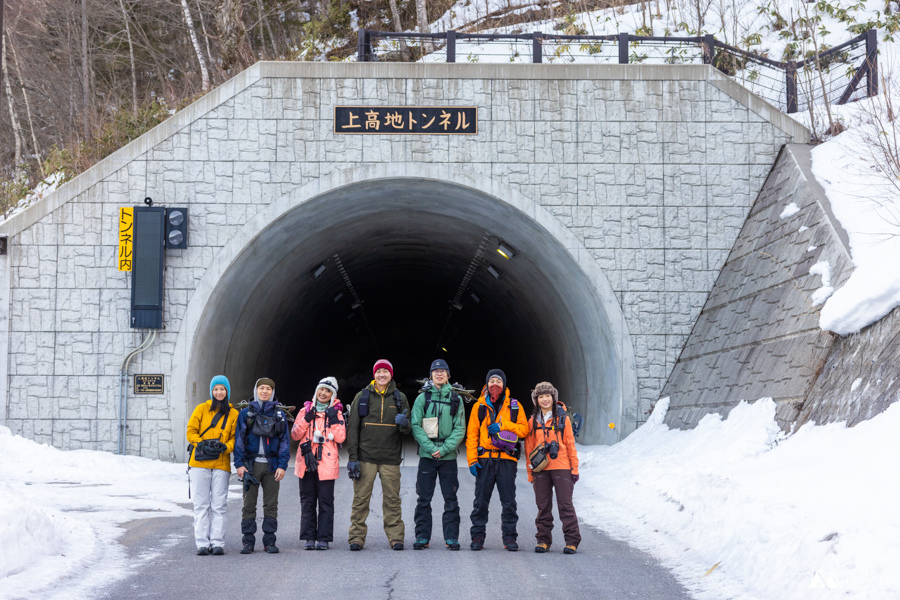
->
xmin=358 ymin=388 xmax=403 ymax=418
xmin=423 ymin=388 xmax=460 ymax=417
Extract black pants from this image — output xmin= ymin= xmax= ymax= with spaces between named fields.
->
xmin=299 ymin=472 xmax=336 ymax=542
xmin=470 ymin=457 xmax=518 ymax=543
xmin=414 ymin=457 xmax=460 ymax=542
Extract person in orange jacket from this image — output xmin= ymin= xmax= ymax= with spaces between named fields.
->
xmin=465 ymin=369 xmax=529 ymax=551
xmin=523 ymin=381 xmax=581 ymax=554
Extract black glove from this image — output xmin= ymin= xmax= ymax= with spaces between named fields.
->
xmin=325 ymin=406 xmax=340 ymax=426
xmin=347 ymin=461 xmax=361 ymax=480
xmin=394 ymin=410 xmax=409 ymax=427
xmin=241 ymin=471 xmax=260 ymax=493
xmin=304 ymin=408 xmax=316 ymax=423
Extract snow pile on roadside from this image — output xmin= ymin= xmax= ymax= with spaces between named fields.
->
xmin=0 ymin=426 xmax=190 ymax=600
xmin=1 ymin=170 xmax=66 ymax=223
xmin=576 ymin=399 xmax=900 ymax=600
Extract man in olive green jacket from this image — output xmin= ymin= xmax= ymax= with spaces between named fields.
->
xmin=346 ymin=359 xmax=411 ymax=550
xmin=410 ymin=359 xmax=467 ymax=550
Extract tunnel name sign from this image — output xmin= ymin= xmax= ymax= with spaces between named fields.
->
xmin=334 ymin=106 xmax=477 ymax=134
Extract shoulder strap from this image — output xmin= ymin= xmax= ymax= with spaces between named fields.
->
xmin=449 ymin=392 xmax=460 ymax=417
xmin=199 ymin=411 xmax=225 ymax=438
xmin=510 ymin=398 xmax=519 ymax=424
xmin=424 ymin=389 xmax=432 ymax=415
xmin=358 ymin=389 xmax=370 ymax=417
xmin=393 ymin=389 xmax=403 ymax=412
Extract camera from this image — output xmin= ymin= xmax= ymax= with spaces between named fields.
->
xmin=548 ymin=440 xmax=559 ymax=460
xmin=313 ymin=429 xmax=326 ymax=444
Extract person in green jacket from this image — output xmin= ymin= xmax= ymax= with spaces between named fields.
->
xmin=410 ymin=359 xmax=467 ymax=551
xmin=346 ymin=359 xmax=412 ymax=551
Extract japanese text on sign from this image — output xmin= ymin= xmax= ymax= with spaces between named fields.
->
xmin=118 ymin=207 xmax=133 ymax=272
xmin=134 ymin=375 xmax=164 ymax=394
xmin=334 ymin=106 xmax=477 ymax=135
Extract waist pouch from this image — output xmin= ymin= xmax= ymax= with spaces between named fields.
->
xmin=193 ymin=439 xmax=228 ymax=462
xmin=528 ymin=442 xmax=549 ymax=472
xmin=251 ymin=413 xmax=280 ymax=438
xmin=422 ymin=416 xmax=439 ymax=439
xmin=491 ymin=430 xmax=518 ymax=453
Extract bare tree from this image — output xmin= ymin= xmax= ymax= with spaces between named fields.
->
xmin=181 ymin=0 xmax=210 ymax=92
xmin=416 ymin=0 xmax=431 ymax=51
xmin=8 ymin=35 xmax=42 ymax=175
xmin=80 ymin=0 xmax=91 ymax=139
xmin=117 ymin=0 xmax=138 ymax=115
xmin=2 ymin=31 xmax=23 ymax=173
xmin=216 ymin=0 xmax=251 ymax=74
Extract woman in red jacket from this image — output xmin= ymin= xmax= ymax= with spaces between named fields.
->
xmin=523 ymin=381 xmax=581 ymax=554
xmin=291 ymin=377 xmax=346 ymax=550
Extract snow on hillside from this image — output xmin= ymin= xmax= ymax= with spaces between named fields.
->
xmin=576 ymin=397 xmax=900 ymax=599
xmin=0 ymin=426 xmax=192 ymax=600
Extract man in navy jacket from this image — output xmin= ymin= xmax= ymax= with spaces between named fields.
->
xmin=234 ymin=377 xmax=290 ymax=554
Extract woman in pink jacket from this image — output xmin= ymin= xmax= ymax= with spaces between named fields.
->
xmin=291 ymin=376 xmax=346 ymax=550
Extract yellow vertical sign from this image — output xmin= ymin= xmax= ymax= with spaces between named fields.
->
xmin=118 ymin=207 xmax=133 ymax=271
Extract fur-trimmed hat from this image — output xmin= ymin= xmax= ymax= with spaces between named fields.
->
xmin=531 ymin=381 xmax=558 ymax=404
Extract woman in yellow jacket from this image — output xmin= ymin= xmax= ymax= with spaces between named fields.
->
xmin=465 ymin=369 xmax=529 ymax=551
xmin=186 ymin=375 xmax=238 ymax=555
xmin=523 ymin=381 xmax=581 ymax=554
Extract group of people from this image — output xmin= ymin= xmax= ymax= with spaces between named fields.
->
xmin=185 ymin=358 xmax=581 ymax=556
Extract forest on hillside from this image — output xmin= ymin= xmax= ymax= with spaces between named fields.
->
xmin=0 ymin=0 xmax=616 ymax=209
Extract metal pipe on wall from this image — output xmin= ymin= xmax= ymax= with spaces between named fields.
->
xmin=118 ymin=330 xmax=157 ymax=455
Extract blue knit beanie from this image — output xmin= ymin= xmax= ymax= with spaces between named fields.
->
xmin=209 ymin=375 xmax=231 ymax=403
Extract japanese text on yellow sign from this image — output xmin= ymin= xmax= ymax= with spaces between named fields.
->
xmin=334 ymin=106 xmax=477 ymax=135
xmin=118 ymin=207 xmax=133 ymax=272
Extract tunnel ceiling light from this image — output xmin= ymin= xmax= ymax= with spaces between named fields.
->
xmin=333 ymin=292 xmax=344 ymax=303
xmin=470 ymin=292 xmax=481 ymax=304
xmin=351 ymin=301 xmax=362 ymax=310
xmin=346 ymin=311 xmax=357 ymax=320
xmin=312 ymin=263 xmax=327 ymax=279
xmin=486 ymin=264 xmax=501 ymax=280
xmin=495 ymin=240 xmax=518 ymax=260
xmin=441 ymin=347 xmax=448 ymax=353
xmin=452 ymin=301 xmax=463 ymax=311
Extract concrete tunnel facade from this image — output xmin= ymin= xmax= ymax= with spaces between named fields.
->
xmin=176 ymin=168 xmax=634 ymax=448
xmin=0 ymin=62 xmax=807 ymax=458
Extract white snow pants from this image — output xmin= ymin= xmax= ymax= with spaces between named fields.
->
xmin=190 ymin=467 xmax=230 ymax=549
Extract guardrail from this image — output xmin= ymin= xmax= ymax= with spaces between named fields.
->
xmin=356 ymin=29 xmax=878 ymax=114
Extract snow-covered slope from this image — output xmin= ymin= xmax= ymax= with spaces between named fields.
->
xmin=0 ymin=426 xmax=193 ymax=600
xmin=577 ymin=397 xmax=900 ymax=599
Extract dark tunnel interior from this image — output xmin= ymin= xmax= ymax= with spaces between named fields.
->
xmin=186 ymin=179 xmax=624 ymax=444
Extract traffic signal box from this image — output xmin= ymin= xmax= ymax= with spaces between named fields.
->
xmin=129 ymin=206 xmax=188 ymax=329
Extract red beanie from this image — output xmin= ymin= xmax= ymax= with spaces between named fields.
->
xmin=373 ymin=359 xmax=394 ymax=378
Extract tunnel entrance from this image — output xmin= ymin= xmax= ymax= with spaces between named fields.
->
xmin=181 ymin=175 xmax=634 ymax=446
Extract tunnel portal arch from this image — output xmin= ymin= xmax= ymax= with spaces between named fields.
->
xmin=172 ymin=164 xmax=637 ymax=452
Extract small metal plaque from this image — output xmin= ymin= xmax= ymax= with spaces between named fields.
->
xmin=334 ymin=106 xmax=477 ymax=135
xmin=134 ymin=374 xmax=165 ymax=394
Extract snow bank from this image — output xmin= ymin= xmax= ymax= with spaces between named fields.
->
xmin=0 ymin=426 xmax=190 ymax=600
xmin=576 ymin=399 xmax=900 ymax=599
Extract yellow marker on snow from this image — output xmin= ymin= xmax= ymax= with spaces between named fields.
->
xmin=608 ymin=422 xmax=616 ymax=429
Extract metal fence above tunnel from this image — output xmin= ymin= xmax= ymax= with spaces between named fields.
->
xmin=356 ymin=29 xmax=878 ymax=115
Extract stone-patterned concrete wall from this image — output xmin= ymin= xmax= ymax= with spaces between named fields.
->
xmin=0 ymin=63 xmax=804 ymax=457
xmin=662 ymin=144 xmax=853 ymax=429
xmin=797 ymin=304 xmax=900 ymax=427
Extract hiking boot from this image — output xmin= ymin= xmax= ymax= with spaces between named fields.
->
xmin=304 ymin=540 xmax=316 ymax=550
xmin=445 ymin=540 xmax=460 ymax=551
xmin=196 ymin=546 xmax=210 ymax=556
xmin=349 ymin=543 xmax=362 ymax=551
xmin=504 ymin=541 xmax=519 ymax=552
xmin=564 ymin=545 xmax=577 ymax=554
xmin=470 ymin=537 xmax=484 ymax=551
xmin=413 ymin=539 xmax=429 ymax=550
xmin=264 ymin=545 xmax=280 ymax=554
xmin=210 ymin=546 xmax=224 ymax=556
xmin=535 ymin=543 xmax=549 ymax=553
xmin=316 ymin=541 xmax=329 ymax=550
xmin=391 ymin=541 xmax=404 ymax=551
xmin=240 ymin=543 xmax=254 ymax=554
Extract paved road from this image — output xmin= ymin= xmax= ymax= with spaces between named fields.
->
xmin=100 ymin=464 xmax=692 ymax=600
